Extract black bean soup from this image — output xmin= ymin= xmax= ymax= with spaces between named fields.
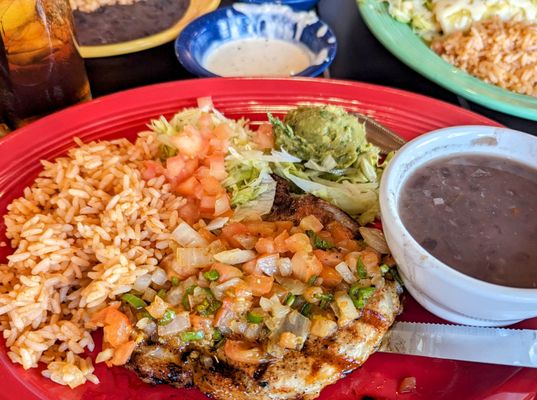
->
xmin=74 ymin=0 xmax=190 ymax=46
xmin=399 ymin=154 xmax=537 ymax=288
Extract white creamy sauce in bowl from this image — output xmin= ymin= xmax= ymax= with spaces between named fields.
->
xmin=203 ymin=38 xmax=313 ymax=77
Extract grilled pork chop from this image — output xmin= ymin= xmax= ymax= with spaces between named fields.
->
xmin=127 ymin=178 xmax=402 ymax=399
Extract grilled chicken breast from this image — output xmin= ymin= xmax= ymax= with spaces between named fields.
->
xmin=128 ymin=281 xmax=401 ymax=399
xmin=127 ymin=175 xmax=402 ymax=399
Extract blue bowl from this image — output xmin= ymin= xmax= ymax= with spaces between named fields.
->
xmin=176 ymin=4 xmax=337 ymax=78
xmin=240 ymin=0 xmax=320 ymax=11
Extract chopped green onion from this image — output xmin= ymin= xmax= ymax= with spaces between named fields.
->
xmin=357 ymin=257 xmax=368 ymax=279
xmin=157 ymin=288 xmax=167 ymax=299
xmin=196 ymin=298 xmax=222 ymax=316
xmin=171 ymin=276 xmax=180 ymax=286
xmin=307 ymin=275 xmax=319 ymax=286
xmin=246 ymin=311 xmax=264 ymax=324
xmin=121 ymin=293 xmax=148 ymax=309
xmin=300 ymin=303 xmax=313 ymax=318
xmin=349 ymin=284 xmax=376 ymax=309
xmin=203 ymin=269 xmax=220 ymax=282
xmin=379 ymin=264 xmax=390 ymax=275
xmin=180 ymin=330 xmax=205 ymax=342
xmin=315 ymin=293 xmax=334 ymax=309
xmin=182 ymin=285 xmax=196 ymax=310
xmin=158 ymin=309 xmax=176 ymax=326
xmin=284 ymin=293 xmax=296 ymax=306
xmin=306 ymin=230 xmax=335 ymax=250
xmin=212 ymin=328 xmax=223 ymax=341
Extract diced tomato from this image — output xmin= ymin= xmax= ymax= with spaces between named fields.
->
xmin=255 ymin=237 xmax=276 ymax=254
xmin=213 ymin=123 xmax=232 ymax=141
xmin=242 ymin=258 xmax=262 ymax=275
xmin=320 ymin=266 xmax=343 ymax=287
xmin=253 ymin=123 xmax=274 ymax=150
xmin=327 ymin=221 xmax=354 ymax=242
xmin=190 ymin=315 xmax=213 ymax=332
xmin=207 ymin=155 xmax=227 ymax=180
xmin=179 ymin=200 xmax=201 ymax=225
xmin=175 ymin=176 xmax=201 ymax=197
xmin=224 ymin=340 xmax=265 ymax=365
xmin=110 ymin=340 xmax=136 ymax=366
xmin=200 ymin=176 xmax=224 ymax=195
xmin=291 ymin=251 xmax=323 ymax=282
xmin=198 ymin=228 xmax=217 ymax=243
xmin=234 ymin=233 xmax=257 ymax=250
xmin=166 ymin=154 xmax=186 ymax=178
xmin=222 ymin=223 xmax=251 ymax=248
xmin=200 ymin=195 xmax=216 ymax=212
xmin=313 ymin=249 xmax=343 ymax=268
xmin=170 ymin=125 xmax=206 ymax=158
xmin=212 ymin=263 xmax=243 ymax=282
xmin=229 ymin=280 xmax=253 ymax=298
xmin=273 ymin=230 xmax=289 ymax=253
xmin=141 ymin=160 xmax=164 ymax=180
xmin=197 ymin=112 xmax=213 ymax=136
xmin=285 ymin=233 xmax=313 ymax=253
xmin=166 ymin=155 xmax=199 ymax=183
xmin=103 ymin=308 xmax=132 ymax=347
xmin=243 ymin=274 xmax=273 ymax=296
xmin=275 ymin=221 xmax=293 ymax=233
xmin=337 ymin=239 xmax=361 ymax=253
xmin=361 ymin=249 xmax=381 ymax=269
xmin=243 ymin=221 xmax=276 ymax=237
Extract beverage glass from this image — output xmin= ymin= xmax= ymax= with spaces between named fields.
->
xmin=0 ymin=0 xmax=91 ymax=129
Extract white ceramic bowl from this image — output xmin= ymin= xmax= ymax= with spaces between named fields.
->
xmin=380 ymin=125 xmax=537 ymax=327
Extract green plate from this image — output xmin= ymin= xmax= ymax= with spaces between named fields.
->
xmin=358 ymin=0 xmax=537 ymax=121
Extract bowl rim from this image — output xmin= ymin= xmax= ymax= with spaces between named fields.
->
xmin=380 ymin=125 xmax=537 ymax=297
xmin=175 ymin=5 xmax=337 ymax=78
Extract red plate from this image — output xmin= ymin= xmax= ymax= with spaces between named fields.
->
xmin=0 ymin=78 xmax=535 ymax=400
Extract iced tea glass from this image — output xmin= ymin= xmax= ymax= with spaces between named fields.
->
xmin=0 ymin=0 xmax=91 ymax=129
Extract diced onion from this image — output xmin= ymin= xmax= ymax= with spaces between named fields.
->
xmin=134 ymin=274 xmax=152 ymax=292
xmin=335 ymin=261 xmax=356 ymax=284
xmin=334 ymin=291 xmax=359 ymax=326
xmin=214 ymin=249 xmax=256 ymax=265
xmin=211 ymin=277 xmax=242 ymax=300
xmin=257 ymin=254 xmax=279 ymax=276
xmin=145 ymin=295 xmax=169 ymax=319
xmin=359 ymin=227 xmax=390 ymax=254
xmin=175 ymin=248 xmax=213 ymax=271
xmin=278 ymin=257 xmax=293 ymax=277
xmin=172 ymin=222 xmax=208 ymax=247
xmin=205 ymin=217 xmax=229 ymax=231
xmin=151 ymin=268 xmax=168 ymax=286
xmin=275 ymin=276 xmax=307 ymax=295
xmin=95 ymin=349 xmax=114 ymax=364
xmin=167 ymin=286 xmax=184 ymax=306
xmin=214 ymin=195 xmax=231 ymax=216
xmin=299 ymin=215 xmax=323 ymax=233
xmin=235 ymin=234 xmax=257 ymax=250
xmin=260 ymin=295 xmax=291 ymax=331
xmin=157 ymin=311 xmax=191 ymax=336
xmin=281 ymin=310 xmax=311 ymax=349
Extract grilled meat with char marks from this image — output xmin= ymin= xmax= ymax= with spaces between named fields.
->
xmin=128 ymin=282 xmax=401 ymax=399
xmin=265 ymin=175 xmax=361 ymax=236
xmin=127 ymin=177 xmax=402 ymax=399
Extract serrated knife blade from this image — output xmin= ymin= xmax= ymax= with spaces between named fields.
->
xmin=380 ymin=321 xmax=537 ymax=368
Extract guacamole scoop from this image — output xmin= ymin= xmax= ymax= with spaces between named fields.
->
xmin=273 ymin=106 xmax=366 ymax=169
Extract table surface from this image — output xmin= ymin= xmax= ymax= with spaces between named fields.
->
xmin=84 ymin=0 xmax=537 ymax=135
